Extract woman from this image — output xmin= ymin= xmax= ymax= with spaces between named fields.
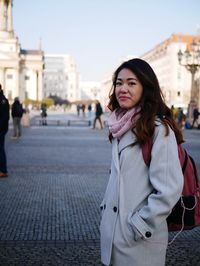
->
xmin=100 ymin=58 xmax=183 ymax=266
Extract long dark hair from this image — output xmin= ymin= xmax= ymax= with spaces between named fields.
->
xmin=108 ymin=58 xmax=183 ymax=144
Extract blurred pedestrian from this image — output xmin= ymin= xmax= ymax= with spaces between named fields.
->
xmin=170 ymin=105 xmax=177 ymax=119
xmin=77 ymin=104 xmax=81 ymax=116
xmin=11 ymin=97 xmax=24 ymax=138
xmin=87 ymin=104 xmax=92 ymax=118
xmin=87 ymin=104 xmax=92 ymax=126
xmin=191 ymin=108 xmax=200 ymax=128
xmin=100 ymin=58 xmax=183 ymax=266
xmin=0 ymin=84 xmax=9 ymax=177
xmin=88 ymin=104 xmax=92 ymax=112
xmin=82 ymin=104 xmax=86 ymax=117
xmin=40 ymin=103 xmax=47 ymax=125
xmin=176 ymin=107 xmax=185 ymax=129
xmin=93 ymin=101 xmax=103 ymax=129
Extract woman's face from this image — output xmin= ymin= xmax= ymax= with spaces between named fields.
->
xmin=115 ymin=68 xmax=143 ymax=109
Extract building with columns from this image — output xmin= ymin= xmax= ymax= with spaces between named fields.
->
xmin=0 ymin=0 xmax=44 ymax=102
xmin=141 ymin=34 xmax=200 ymax=112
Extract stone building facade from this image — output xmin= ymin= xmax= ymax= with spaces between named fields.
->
xmin=141 ymin=34 xmax=200 ymax=112
xmin=0 ymin=0 xmax=44 ymax=102
xmin=43 ymin=54 xmax=80 ymax=102
xmin=102 ymin=34 xmax=200 ymax=113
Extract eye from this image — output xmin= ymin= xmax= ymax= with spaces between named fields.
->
xmin=115 ymin=81 xmax=122 ymax=86
xmin=128 ymin=82 xmax=136 ymax=86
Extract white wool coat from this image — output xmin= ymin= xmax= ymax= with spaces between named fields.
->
xmin=100 ymin=123 xmax=183 ymax=266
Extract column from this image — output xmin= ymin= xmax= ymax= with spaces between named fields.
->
xmin=0 ymin=0 xmax=6 ymax=31
xmin=0 ymin=68 xmax=6 ymax=92
xmin=14 ymin=68 xmax=20 ymax=99
xmin=37 ymin=70 xmax=43 ymax=101
xmin=7 ymin=0 xmax=13 ymax=32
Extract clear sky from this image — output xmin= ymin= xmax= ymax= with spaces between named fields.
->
xmin=13 ymin=0 xmax=200 ymax=81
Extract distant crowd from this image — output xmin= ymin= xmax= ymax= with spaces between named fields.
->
xmin=170 ymin=105 xmax=200 ymax=129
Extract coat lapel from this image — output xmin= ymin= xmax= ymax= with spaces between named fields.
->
xmin=118 ymin=130 xmax=136 ymax=154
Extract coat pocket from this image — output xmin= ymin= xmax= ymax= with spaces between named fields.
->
xmin=127 ymin=213 xmax=143 ymax=241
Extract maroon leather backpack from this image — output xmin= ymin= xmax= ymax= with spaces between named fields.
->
xmin=142 ymin=138 xmax=200 ymax=232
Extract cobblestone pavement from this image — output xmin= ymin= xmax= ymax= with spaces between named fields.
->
xmin=1 ymin=116 xmax=200 ymax=266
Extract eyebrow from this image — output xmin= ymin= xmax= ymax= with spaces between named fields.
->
xmin=116 ymin=77 xmax=137 ymax=81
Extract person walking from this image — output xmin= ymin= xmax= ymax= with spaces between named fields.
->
xmin=170 ymin=105 xmax=177 ymax=120
xmin=176 ymin=107 xmax=185 ymax=129
xmin=11 ymin=97 xmax=24 ymax=138
xmin=0 ymin=84 xmax=9 ymax=177
xmin=40 ymin=103 xmax=47 ymax=126
xmin=100 ymin=58 xmax=183 ymax=266
xmin=191 ymin=107 xmax=200 ymax=128
xmin=93 ymin=101 xmax=103 ymax=129
xmin=87 ymin=104 xmax=92 ymax=126
xmin=82 ymin=104 xmax=86 ymax=117
xmin=88 ymin=104 xmax=92 ymax=114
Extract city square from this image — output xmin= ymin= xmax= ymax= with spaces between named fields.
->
xmin=0 ymin=1 xmax=200 ymax=265
xmin=0 ymin=112 xmax=200 ymax=265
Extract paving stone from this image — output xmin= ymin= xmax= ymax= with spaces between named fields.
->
xmin=0 ymin=117 xmax=200 ymax=265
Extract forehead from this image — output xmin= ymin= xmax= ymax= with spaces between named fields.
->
xmin=117 ymin=68 xmax=137 ymax=79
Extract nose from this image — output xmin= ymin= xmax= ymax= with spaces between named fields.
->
xmin=120 ymin=83 xmax=128 ymax=92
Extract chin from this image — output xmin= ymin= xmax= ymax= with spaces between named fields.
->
xmin=119 ymin=103 xmax=133 ymax=109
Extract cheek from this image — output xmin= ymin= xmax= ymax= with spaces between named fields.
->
xmin=115 ymin=88 xmax=120 ymax=98
xmin=139 ymin=89 xmax=143 ymax=100
xmin=134 ymin=87 xmax=143 ymax=100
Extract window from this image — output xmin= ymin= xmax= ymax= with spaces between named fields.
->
xmin=7 ymin=74 xmax=13 ymax=79
xmin=25 ymin=76 xmax=30 ymax=80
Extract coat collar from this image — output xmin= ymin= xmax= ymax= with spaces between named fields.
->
xmin=118 ymin=129 xmax=136 ymax=154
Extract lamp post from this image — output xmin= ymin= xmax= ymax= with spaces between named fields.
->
xmin=177 ymin=40 xmax=200 ymax=120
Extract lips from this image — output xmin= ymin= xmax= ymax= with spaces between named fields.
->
xmin=118 ymin=96 xmax=129 ymax=101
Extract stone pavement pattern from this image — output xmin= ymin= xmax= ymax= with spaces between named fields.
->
xmin=0 ymin=116 xmax=200 ymax=265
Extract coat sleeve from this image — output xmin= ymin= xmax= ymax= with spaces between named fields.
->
xmin=129 ymin=124 xmax=184 ymax=240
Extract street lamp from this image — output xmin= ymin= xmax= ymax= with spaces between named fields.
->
xmin=177 ymin=40 xmax=200 ymax=120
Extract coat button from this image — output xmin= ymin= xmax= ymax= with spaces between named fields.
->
xmin=113 ymin=206 xmax=117 ymax=213
xmin=145 ymin=231 xmax=152 ymax=238
xmin=104 ymin=204 xmax=106 ymax=209
xmin=100 ymin=206 xmax=103 ymax=210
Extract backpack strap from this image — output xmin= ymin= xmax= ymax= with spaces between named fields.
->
xmin=181 ymin=148 xmax=188 ymax=174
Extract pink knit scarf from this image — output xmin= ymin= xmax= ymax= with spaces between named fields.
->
xmin=108 ymin=107 xmax=141 ymax=138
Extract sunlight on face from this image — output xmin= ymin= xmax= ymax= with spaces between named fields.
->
xmin=115 ymin=68 xmax=143 ymax=109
